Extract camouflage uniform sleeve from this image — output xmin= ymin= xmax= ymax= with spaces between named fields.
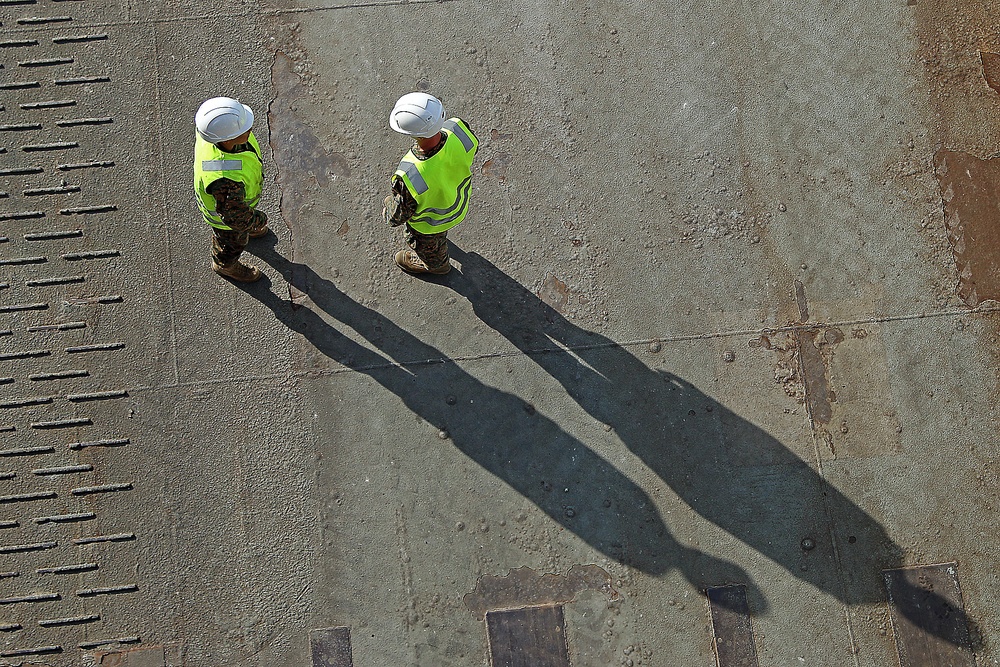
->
xmin=383 ymin=177 xmax=418 ymax=228
xmin=206 ymin=178 xmax=255 ymax=232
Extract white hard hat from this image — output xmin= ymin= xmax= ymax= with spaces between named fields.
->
xmin=195 ymin=97 xmax=254 ymax=143
xmin=389 ymin=92 xmax=446 ymax=138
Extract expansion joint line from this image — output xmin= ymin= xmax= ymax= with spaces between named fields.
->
xmin=797 ymin=355 xmax=862 ymax=663
xmin=149 ymin=28 xmax=180 ymax=386
xmin=2 ymin=0 xmax=465 ymax=35
xmin=261 ymin=0 xmax=466 ymax=15
xmin=126 ymin=302 xmax=1000 ymax=392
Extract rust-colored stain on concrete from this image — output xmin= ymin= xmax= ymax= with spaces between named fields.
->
xmin=791 ymin=281 xmax=843 ymax=428
xmin=464 ymin=564 xmax=617 ymax=621
xmin=269 ymin=51 xmax=351 ymax=220
xmin=981 ymin=51 xmax=1000 ymax=94
xmin=915 ymin=0 xmax=1000 ymax=155
xmin=537 ymin=274 xmax=570 ymax=313
xmin=796 ymin=326 xmax=844 ymax=427
xmin=482 ymin=129 xmax=513 ymax=180
xmin=934 ymin=149 xmax=1000 ymax=306
xmin=95 ymin=644 xmax=182 ymax=666
xmin=481 ymin=152 xmax=511 ymax=180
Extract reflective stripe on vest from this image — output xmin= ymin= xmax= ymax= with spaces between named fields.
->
xmin=202 ymin=159 xmax=243 ymax=171
xmin=441 ymin=119 xmax=474 ymax=152
xmin=409 ymin=176 xmax=472 ymax=225
xmin=396 ymin=160 xmax=429 ymax=195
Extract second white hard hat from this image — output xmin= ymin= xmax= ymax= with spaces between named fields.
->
xmin=195 ymin=97 xmax=254 ymax=143
xmin=389 ymin=92 xmax=446 ymax=138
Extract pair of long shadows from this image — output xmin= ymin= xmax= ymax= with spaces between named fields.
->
xmin=240 ymin=237 xmax=976 ymax=653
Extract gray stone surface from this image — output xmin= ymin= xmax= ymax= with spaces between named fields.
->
xmin=0 ymin=0 xmax=998 ymax=666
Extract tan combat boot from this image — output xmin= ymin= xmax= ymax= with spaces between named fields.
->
xmin=212 ymin=260 xmax=262 ymax=282
xmin=394 ymin=249 xmax=451 ymax=275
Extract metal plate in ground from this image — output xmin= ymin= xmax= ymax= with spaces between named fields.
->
xmin=486 ymin=605 xmax=571 ymax=667
xmin=883 ymin=563 xmax=975 ymax=667
xmin=309 ymin=627 xmax=353 ymax=667
xmin=706 ymin=585 xmax=759 ymax=667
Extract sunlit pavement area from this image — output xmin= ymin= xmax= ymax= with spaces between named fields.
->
xmin=0 ymin=1 xmax=999 ymax=665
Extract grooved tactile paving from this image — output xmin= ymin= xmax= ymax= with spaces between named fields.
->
xmin=0 ymin=1 xmax=139 ymax=660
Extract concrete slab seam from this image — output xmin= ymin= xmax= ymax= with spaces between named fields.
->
xmin=149 ymin=20 xmax=179 ymax=386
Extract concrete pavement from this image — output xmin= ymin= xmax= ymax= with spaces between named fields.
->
xmin=0 ymin=0 xmax=998 ymax=665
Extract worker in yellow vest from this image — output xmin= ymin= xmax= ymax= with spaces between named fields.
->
xmin=193 ymin=97 xmax=268 ymax=282
xmin=383 ymin=93 xmax=479 ymax=275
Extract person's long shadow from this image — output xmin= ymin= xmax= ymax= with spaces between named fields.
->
xmin=446 ymin=245 xmax=976 ymax=647
xmin=244 ymin=238 xmax=764 ymax=609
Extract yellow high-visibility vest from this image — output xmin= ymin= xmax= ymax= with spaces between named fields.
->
xmin=393 ymin=118 xmax=478 ymax=234
xmin=193 ymin=132 xmax=263 ymax=230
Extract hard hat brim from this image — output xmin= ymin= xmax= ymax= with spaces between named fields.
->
xmin=239 ymin=104 xmax=255 ymax=135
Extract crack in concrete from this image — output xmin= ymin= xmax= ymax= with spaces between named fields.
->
xmin=267 ymin=49 xmax=351 ymax=307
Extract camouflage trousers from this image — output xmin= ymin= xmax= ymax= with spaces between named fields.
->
xmin=404 ymin=225 xmax=449 ymax=270
xmin=210 ymin=210 xmax=266 ymax=267
xmin=211 ymin=227 xmax=250 ymax=267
